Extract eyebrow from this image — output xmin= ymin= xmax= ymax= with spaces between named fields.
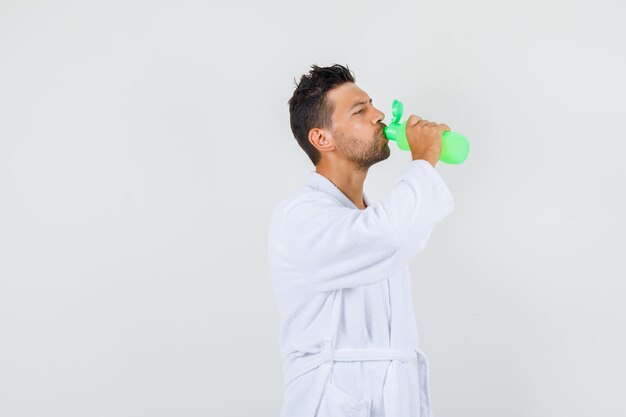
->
xmin=348 ymin=97 xmax=372 ymax=112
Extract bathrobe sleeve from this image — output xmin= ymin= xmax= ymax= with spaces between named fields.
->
xmin=282 ymin=159 xmax=455 ymax=292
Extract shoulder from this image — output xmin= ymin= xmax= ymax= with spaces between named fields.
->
xmin=269 ymin=186 xmax=341 ymax=229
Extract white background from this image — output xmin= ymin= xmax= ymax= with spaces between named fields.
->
xmin=1 ymin=1 xmax=625 ymax=416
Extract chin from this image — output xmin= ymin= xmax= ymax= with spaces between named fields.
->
xmin=375 ymin=148 xmax=391 ymax=163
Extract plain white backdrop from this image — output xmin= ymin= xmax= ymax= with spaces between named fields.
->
xmin=1 ymin=1 xmax=625 ymax=416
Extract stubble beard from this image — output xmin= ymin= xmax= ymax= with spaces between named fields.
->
xmin=337 ymin=130 xmax=390 ymax=172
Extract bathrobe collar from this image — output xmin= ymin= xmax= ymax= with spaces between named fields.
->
xmin=306 ymin=170 xmax=370 ymax=210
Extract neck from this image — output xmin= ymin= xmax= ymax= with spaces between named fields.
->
xmin=315 ymin=161 xmax=368 ymax=209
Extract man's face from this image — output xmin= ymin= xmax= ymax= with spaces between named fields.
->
xmin=325 ymin=82 xmax=390 ymax=170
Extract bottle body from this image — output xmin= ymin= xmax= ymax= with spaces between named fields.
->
xmin=383 ymin=100 xmax=470 ymax=164
xmin=440 ymin=130 xmax=470 ymax=164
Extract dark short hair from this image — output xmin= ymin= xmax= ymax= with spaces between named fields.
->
xmin=288 ymin=64 xmax=356 ymax=165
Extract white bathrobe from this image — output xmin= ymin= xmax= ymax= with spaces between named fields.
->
xmin=267 ymin=159 xmax=455 ymax=417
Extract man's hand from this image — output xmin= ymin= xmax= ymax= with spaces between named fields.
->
xmin=405 ymin=115 xmax=450 ymax=167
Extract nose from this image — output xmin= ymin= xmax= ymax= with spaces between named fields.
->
xmin=372 ymin=107 xmax=385 ymax=125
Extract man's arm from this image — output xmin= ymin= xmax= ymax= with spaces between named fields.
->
xmin=280 ymin=160 xmax=454 ymax=292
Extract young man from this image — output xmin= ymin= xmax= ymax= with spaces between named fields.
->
xmin=267 ymin=64 xmax=454 ymax=417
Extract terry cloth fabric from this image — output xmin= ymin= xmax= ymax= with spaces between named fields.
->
xmin=267 ymin=159 xmax=455 ymax=417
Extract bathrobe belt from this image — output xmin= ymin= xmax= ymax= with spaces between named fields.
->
xmin=283 ymin=339 xmax=433 ymax=417
xmin=283 ymin=290 xmax=434 ymax=417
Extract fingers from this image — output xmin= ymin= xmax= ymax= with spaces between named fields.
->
xmin=407 ymin=114 xmax=451 ymax=132
xmin=407 ymin=115 xmax=423 ymax=126
xmin=407 ymin=115 xmax=434 ymax=126
xmin=438 ymin=123 xmax=451 ymax=134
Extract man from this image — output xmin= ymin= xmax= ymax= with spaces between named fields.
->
xmin=267 ymin=64 xmax=454 ymax=417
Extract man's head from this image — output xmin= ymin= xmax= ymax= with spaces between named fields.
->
xmin=288 ymin=64 xmax=390 ymax=171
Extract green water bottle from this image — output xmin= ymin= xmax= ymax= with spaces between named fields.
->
xmin=384 ymin=99 xmax=470 ymax=164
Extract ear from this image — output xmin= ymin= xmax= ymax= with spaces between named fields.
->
xmin=308 ymin=128 xmax=335 ymax=152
